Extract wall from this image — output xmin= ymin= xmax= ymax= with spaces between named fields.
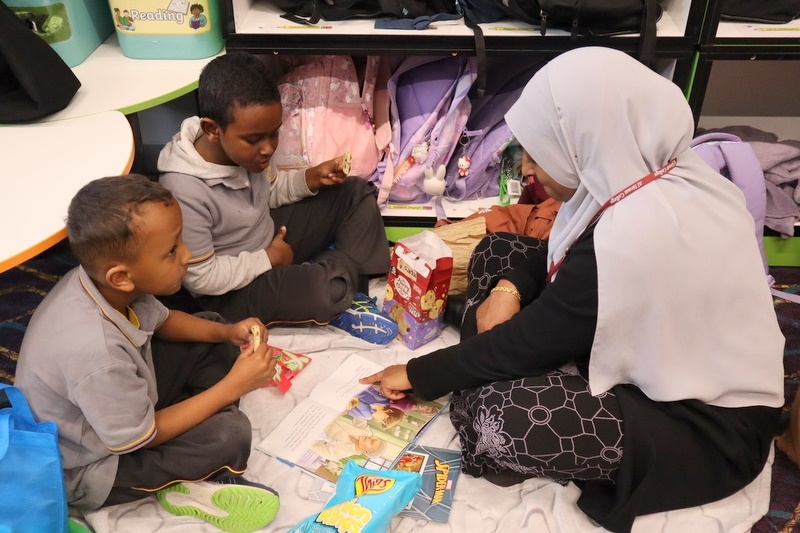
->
xmin=697 ymin=60 xmax=800 ymax=141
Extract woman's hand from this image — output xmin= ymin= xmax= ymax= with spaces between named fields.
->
xmin=359 ymin=365 xmax=412 ymax=400
xmin=476 ymin=281 xmax=521 ymax=333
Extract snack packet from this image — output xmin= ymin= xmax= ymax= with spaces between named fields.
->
xmin=290 ymin=461 xmax=422 ymax=533
xmin=262 ymin=346 xmax=312 ymax=394
xmin=241 ymin=328 xmax=312 ymax=394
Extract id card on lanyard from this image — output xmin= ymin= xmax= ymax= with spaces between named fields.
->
xmin=546 ymin=159 xmax=677 ymax=283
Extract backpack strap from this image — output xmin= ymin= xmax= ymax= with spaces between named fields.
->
xmin=636 ymin=0 xmax=658 ymax=69
xmin=464 ymin=16 xmax=488 ymax=97
xmin=372 ymin=58 xmax=397 ymax=206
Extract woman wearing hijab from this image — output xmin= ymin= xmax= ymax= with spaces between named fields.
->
xmin=361 ymin=47 xmax=784 ymax=532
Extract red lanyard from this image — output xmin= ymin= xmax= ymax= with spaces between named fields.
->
xmin=546 ymin=158 xmax=677 ymax=283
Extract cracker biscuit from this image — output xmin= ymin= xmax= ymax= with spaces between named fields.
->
xmin=251 ymin=325 xmax=261 ymax=350
xmin=342 ymin=151 xmax=352 ymax=175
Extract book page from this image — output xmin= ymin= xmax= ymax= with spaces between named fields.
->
xmin=257 ymin=353 xmax=449 ymax=483
xmin=306 ymin=353 xmax=384 ymax=410
xmin=256 ymin=399 xmax=334 ymax=463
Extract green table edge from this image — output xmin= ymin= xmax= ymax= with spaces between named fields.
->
xmin=116 ymin=81 xmax=200 ymax=116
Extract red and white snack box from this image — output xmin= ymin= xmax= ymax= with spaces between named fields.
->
xmin=383 ymin=231 xmax=453 ymax=349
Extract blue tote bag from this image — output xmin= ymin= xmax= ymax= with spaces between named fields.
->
xmin=0 ymin=384 xmax=68 ymax=533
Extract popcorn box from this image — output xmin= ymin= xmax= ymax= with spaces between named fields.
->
xmin=383 ymin=231 xmax=453 ymax=349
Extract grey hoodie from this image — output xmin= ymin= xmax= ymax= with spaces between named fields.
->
xmin=158 ymin=117 xmax=314 ymax=296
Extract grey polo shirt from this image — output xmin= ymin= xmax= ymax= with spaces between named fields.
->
xmin=15 ymin=266 xmax=169 ymax=510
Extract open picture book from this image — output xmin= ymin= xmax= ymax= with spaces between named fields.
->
xmin=256 ymin=353 xmax=448 ymax=483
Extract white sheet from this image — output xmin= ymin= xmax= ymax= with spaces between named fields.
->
xmin=80 ymin=291 xmax=774 ymax=533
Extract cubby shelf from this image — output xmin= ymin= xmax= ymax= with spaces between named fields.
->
xmin=221 ymin=0 xmax=702 ymax=58
xmin=221 ymin=0 xmax=800 ymax=245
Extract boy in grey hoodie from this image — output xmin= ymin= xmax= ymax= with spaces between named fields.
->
xmin=159 ymin=52 xmax=395 ymax=342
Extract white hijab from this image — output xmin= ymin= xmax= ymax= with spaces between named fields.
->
xmin=505 ymin=47 xmax=784 ymax=408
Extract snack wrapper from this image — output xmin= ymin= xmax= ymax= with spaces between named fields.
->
xmin=290 ymin=461 xmax=422 ymax=533
xmin=261 ymin=346 xmax=311 ymax=394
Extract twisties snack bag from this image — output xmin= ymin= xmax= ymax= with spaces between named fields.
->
xmin=290 ymin=461 xmax=422 ymax=533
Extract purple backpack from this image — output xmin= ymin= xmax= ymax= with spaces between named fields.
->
xmin=690 ymin=132 xmax=768 ymax=275
xmin=370 ymin=55 xmax=477 ymax=206
xmin=444 ymin=57 xmax=547 ymax=202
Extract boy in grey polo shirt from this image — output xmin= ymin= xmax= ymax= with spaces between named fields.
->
xmin=16 ymin=175 xmax=280 ymax=533
xmin=158 ymin=52 xmax=398 ymax=345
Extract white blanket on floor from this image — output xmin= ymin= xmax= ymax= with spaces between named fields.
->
xmin=81 ymin=322 xmax=774 ymax=533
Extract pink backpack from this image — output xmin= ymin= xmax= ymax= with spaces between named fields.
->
xmin=369 ymin=55 xmax=477 ymax=206
xmin=271 ymin=55 xmax=389 ymax=179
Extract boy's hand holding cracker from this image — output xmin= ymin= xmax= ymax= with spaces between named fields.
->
xmin=306 ymin=155 xmax=348 ymax=191
xmin=228 ymin=318 xmax=268 ymax=347
xmin=226 ymin=341 xmax=278 ymax=394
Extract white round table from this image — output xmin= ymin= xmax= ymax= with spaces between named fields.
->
xmin=0 ymin=111 xmax=134 ymax=273
xmin=0 ymin=35 xmax=222 ymax=273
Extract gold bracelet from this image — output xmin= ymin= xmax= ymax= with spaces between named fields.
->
xmin=490 ymin=286 xmax=521 ymax=301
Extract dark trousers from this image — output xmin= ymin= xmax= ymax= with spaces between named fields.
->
xmin=198 ymin=177 xmax=390 ymax=326
xmin=103 ymin=313 xmax=249 ymax=506
xmin=451 ymin=233 xmax=624 ymax=483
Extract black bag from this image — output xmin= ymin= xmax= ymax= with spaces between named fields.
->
xmin=276 ymin=0 xmax=459 ymax=24
xmin=720 ymin=0 xmax=800 ymax=24
xmin=495 ymin=0 xmax=661 ymax=36
xmin=459 ymin=0 xmax=507 ymax=24
xmin=0 ymin=2 xmax=80 ymax=123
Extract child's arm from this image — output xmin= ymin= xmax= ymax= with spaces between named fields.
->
xmin=147 ymin=342 xmax=277 ymax=447
xmin=154 ymin=309 xmax=266 ymax=347
xmin=305 ymin=156 xmax=347 ymax=192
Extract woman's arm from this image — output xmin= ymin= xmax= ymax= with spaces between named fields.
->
xmin=407 ymin=229 xmax=598 ymax=400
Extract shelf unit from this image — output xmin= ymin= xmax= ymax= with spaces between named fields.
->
xmin=222 ymin=0 xmax=702 ymax=55
xmin=220 ymin=0 xmax=709 ymax=227
xmin=692 ymin=0 xmax=800 ymax=265
xmin=220 ymin=0 xmax=705 ymax=95
xmin=218 ymin=1 xmax=799 ymax=245
xmin=690 ymin=0 xmax=800 ymax=126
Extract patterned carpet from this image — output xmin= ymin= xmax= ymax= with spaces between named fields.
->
xmin=0 ymin=240 xmax=77 ymax=384
xmin=2 ymin=241 xmax=800 ymax=531
xmin=759 ymin=267 xmax=800 ymax=533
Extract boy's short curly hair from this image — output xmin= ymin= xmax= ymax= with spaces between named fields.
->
xmin=198 ymin=51 xmax=281 ymax=130
xmin=66 ymin=174 xmax=174 ymax=275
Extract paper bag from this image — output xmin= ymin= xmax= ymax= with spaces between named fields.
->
xmin=383 ymin=231 xmax=453 ymax=349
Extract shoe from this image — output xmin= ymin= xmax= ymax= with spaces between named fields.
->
xmin=329 ymin=293 xmax=399 ymax=345
xmin=156 ymin=478 xmax=280 ymax=533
